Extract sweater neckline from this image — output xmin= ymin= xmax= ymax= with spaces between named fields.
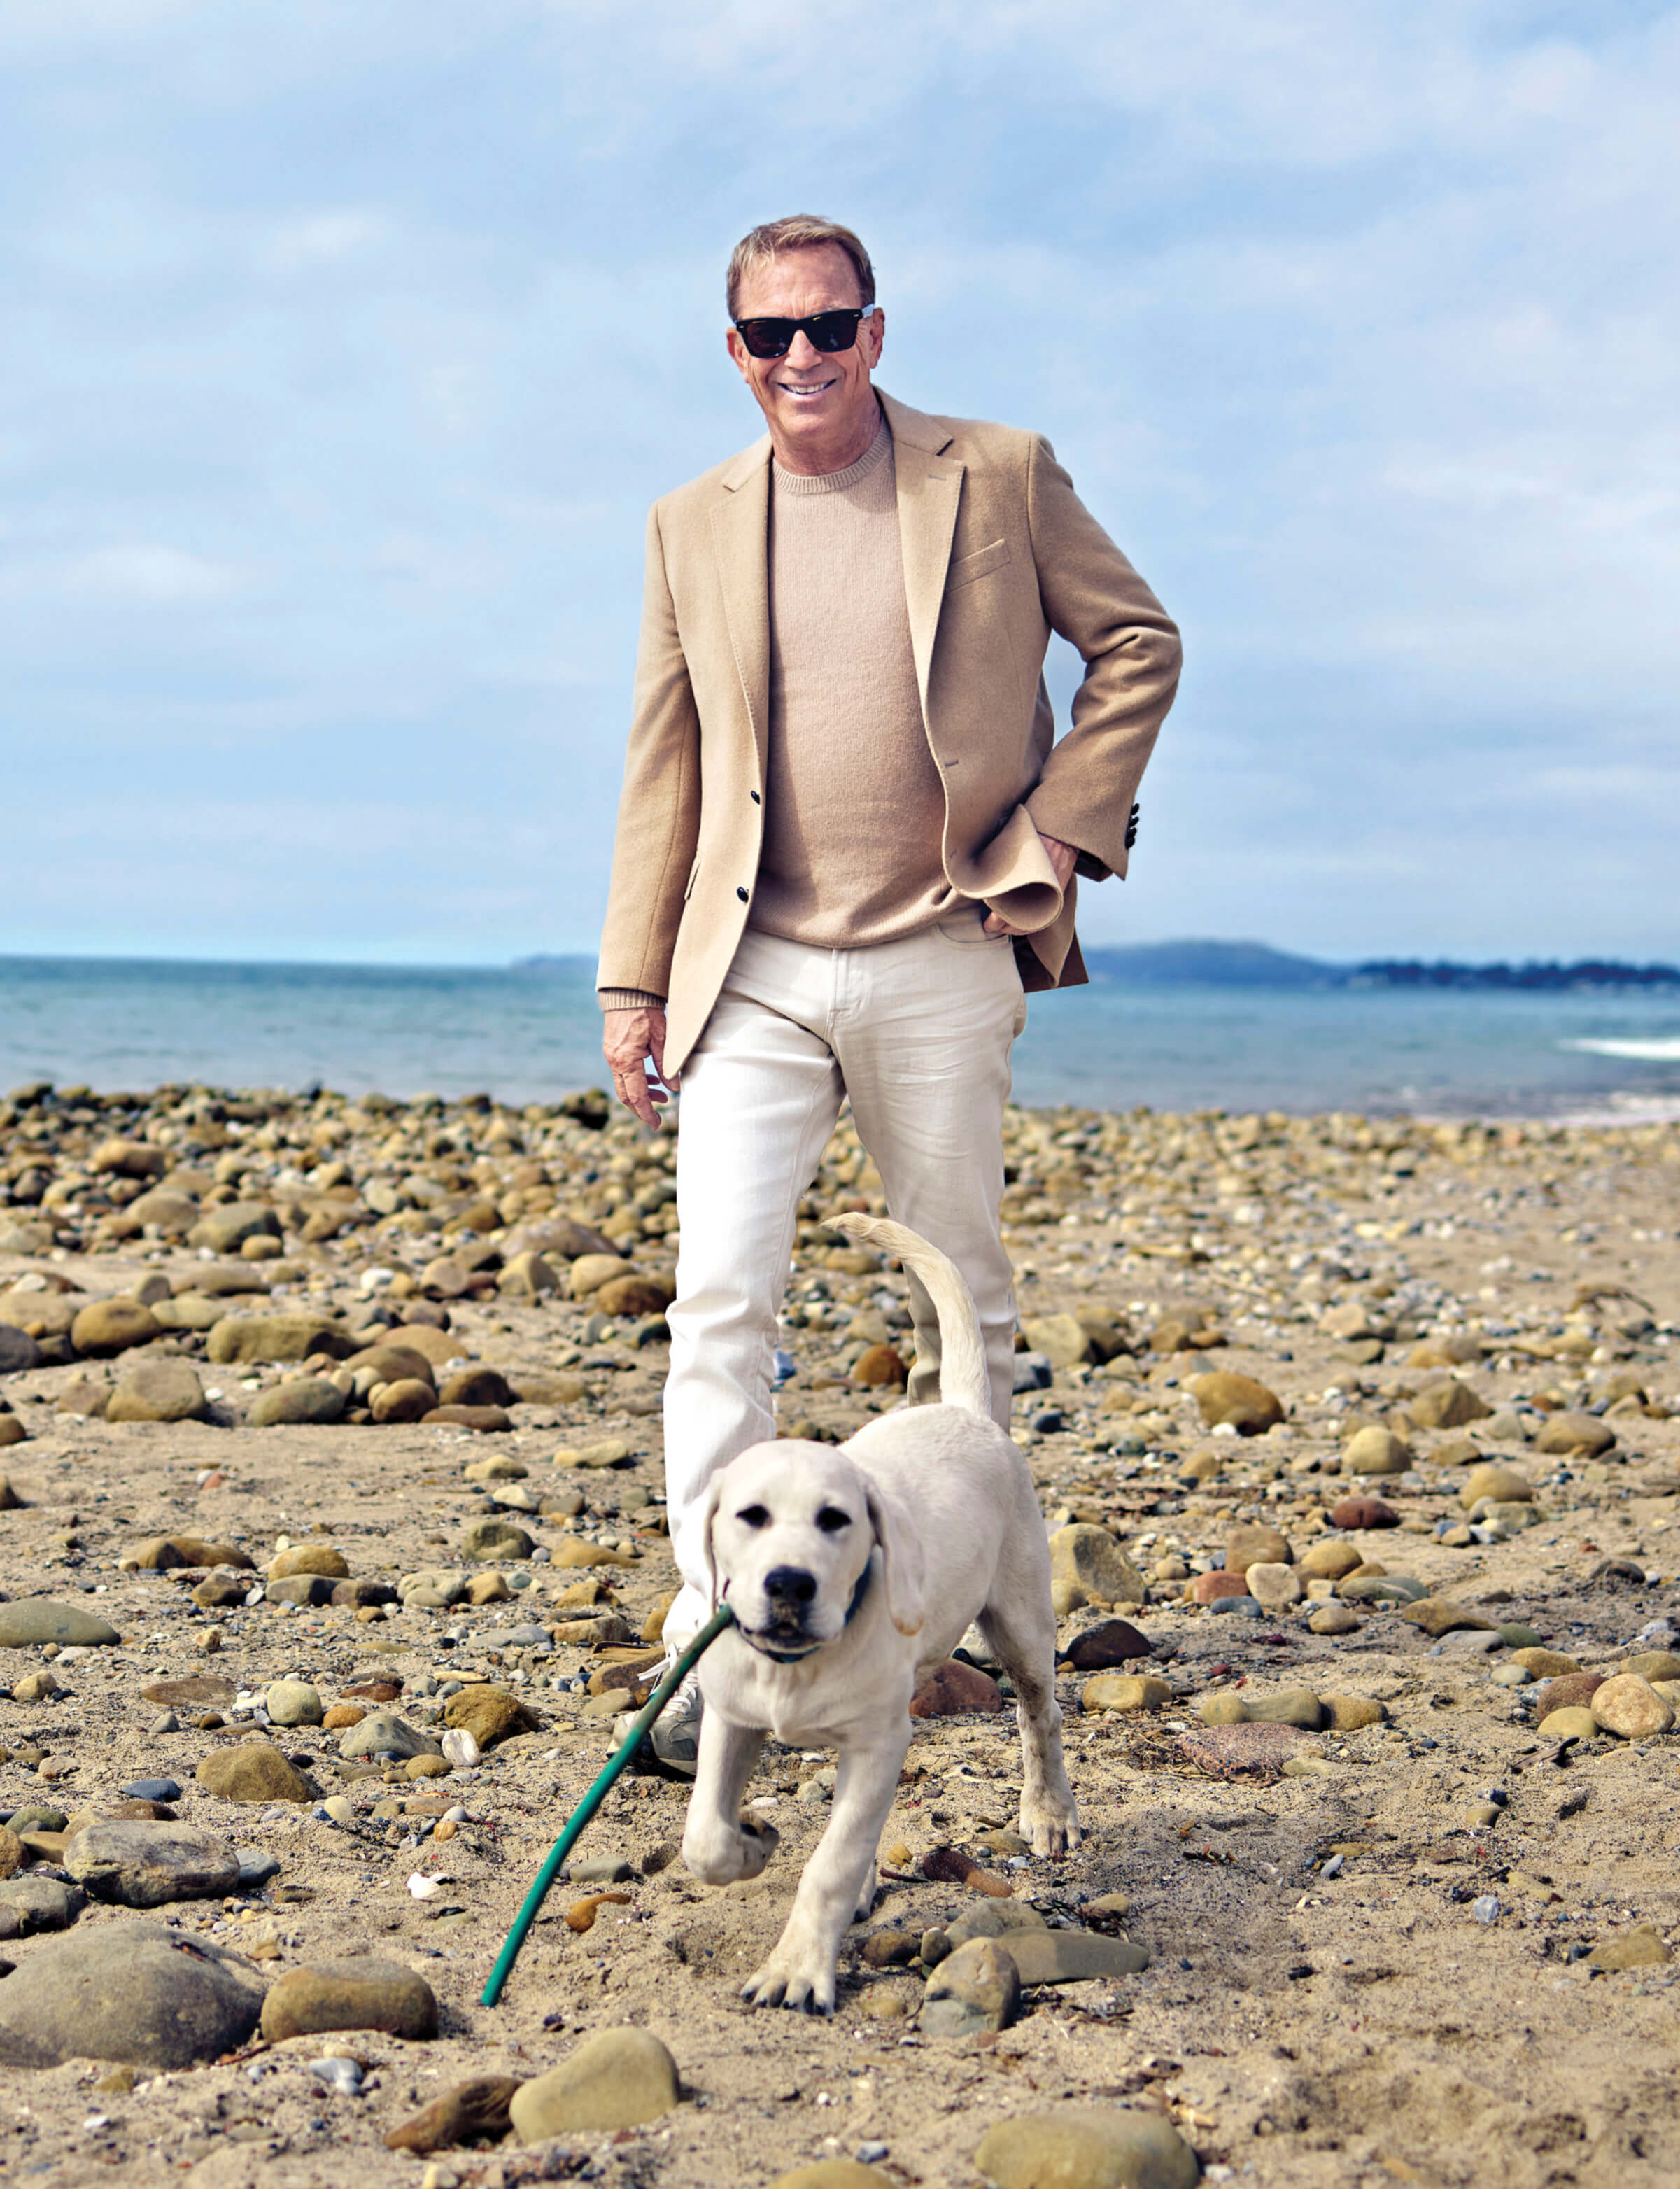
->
xmin=772 ymin=409 xmax=891 ymax=496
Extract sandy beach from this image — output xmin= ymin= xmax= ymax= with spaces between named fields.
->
xmin=0 ymin=1081 xmax=1676 ymax=2188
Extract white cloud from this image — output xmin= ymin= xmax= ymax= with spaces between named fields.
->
xmin=62 ymin=544 xmax=243 ymax=603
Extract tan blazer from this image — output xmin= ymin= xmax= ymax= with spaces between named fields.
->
xmin=598 ymin=390 xmax=1181 ymax=1075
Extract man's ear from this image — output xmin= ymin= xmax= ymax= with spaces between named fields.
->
xmin=863 ymin=1479 xmax=925 ymax=1638
xmin=697 ymin=1472 xmax=728 ymax=1612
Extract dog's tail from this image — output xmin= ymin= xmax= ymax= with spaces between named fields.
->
xmin=830 ymin=1215 xmax=991 ymax=1419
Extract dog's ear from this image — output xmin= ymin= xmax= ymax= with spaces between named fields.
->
xmin=696 ymin=1471 xmax=727 ymax=1612
xmin=863 ymin=1479 xmax=925 ymax=1638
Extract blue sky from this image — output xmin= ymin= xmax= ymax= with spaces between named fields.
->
xmin=3 ymin=1 xmax=1676 ymax=966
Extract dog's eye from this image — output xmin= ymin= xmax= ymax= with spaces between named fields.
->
xmin=737 ymin=1505 xmax=771 ymax=1530
xmin=815 ymin=1506 xmax=852 ymax=1535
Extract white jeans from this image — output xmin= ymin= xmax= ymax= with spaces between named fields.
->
xmin=662 ymin=915 xmax=1028 ymax=1649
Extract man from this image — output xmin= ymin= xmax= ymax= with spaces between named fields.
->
xmin=598 ymin=215 xmax=1179 ymax=1764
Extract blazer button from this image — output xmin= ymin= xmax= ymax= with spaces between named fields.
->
xmin=750 ymin=790 xmax=761 ymax=804
xmin=737 ymin=886 xmax=749 ymax=902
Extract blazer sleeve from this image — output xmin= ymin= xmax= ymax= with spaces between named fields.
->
xmin=1020 ymin=435 xmax=1181 ymax=882
xmin=595 ymin=505 xmax=703 ymax=1003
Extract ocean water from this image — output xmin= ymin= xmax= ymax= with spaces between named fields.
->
xmin=1 ymin=953 xmax=1677 ymax=1122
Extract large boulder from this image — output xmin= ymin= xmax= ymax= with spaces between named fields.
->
xmin=0 ymin=1922 xmax=267 ymax=2068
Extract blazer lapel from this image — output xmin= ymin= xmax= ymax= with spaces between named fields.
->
xmin=710 ymin=441 xmax=772 ymax=779
xmin=885 ymin=407 xmax=963 ymax=724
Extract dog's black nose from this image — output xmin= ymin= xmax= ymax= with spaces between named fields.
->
xmin=764 ymin=1565 xmax=817 ymax=1607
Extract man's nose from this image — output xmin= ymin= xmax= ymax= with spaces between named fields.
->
xmin=764 ymin=1565 xmax=817 ymax=1607
xmin=782 ymin=330 xmax=824 ymax=372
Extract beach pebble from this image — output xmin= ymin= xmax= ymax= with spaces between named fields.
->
xmin=1590 ymin=1674 xmax=1674 ymax=1739
xmin=1327 ymin=1496 xmax=1399 ymax=1531
xmin=195 ymin=1744 xmax=314 ymax=1803
xmin=0 ymin=1922 xmax=264 ymax=2068
xmin=66 ymin=1822 xmax=241 ymax=1907
xmin=1309 ymin=1604 xmax=1360 ymax=1635
xmin=1538 ymin=1706 xmax=1601 ymax=1740
xmin=260 ymin=1958 xmax=439 ymax=2043
xmin=248 ymin=1378 xmax=347 ymax=1427
xmin=509 ymin=2027 xmax=680 ymax=2140
xmin=919 ymin=1937 xmax=1020 ymax=2037
xmin=1244 ymin=1561 xmax=1302 ymax=1607
xmin=1343 ymin=1426 xmax=1410 ymax=1474
xmin=909 ymin=1659 xmax=1005 ymax=1716
xmin=105 ymin=1360 xmax=208 ymax=1423
xmin=1059 ymin=1618 xmax=1154 ymax=1669
xmin=70 ymin=1297 xmax=162 ymax=1356
xmin=0 ymin=1603 xmax=119 ymax=1649
xmin=1534 ymin=1411 xmax=1616 ymax=1457
xmin=443 ymin=1685 xmax=539 ymax=1747
xmin=1224 ymin=1522 xmax=1291 ymax=1574
xmin=1190 ymin=1372 xmax=1283 ymax=1435
xmin=384 ymin=2076 xmax=523 ymax=2155
xmin=264 ymin=1679 xmax=324 ymax=1726
xmin=460 ymin=1516 xmax=535 ymax=1562
xmin=1049 ymin=1523 xmax=1145 ymax=1613
xmin=1301 ymin=1540 xmax=1364 ymax=1580
xmin=1082 ymin=1673 xmax=1171 ymax=1715
xmin=975 ymin=2109 xmax=1200 ymax=2189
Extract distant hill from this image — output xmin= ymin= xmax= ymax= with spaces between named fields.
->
xmin=1082 ymin=939 xmax=1341 ymax=987
xmin=1353 ymin=958 xmax=1680 ymax=990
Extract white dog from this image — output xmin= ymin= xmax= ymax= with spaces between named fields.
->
xmin=679 ymin=1214 xmax=1079 ymax=2014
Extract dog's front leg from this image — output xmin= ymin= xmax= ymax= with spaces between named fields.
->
xmin=682 ymin=1715 xmax=772 ymax=1886
xmin=742 ymin=1738 xmax=905 ymax=2016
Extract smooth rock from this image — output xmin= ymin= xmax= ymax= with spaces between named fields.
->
xmin=66 ymin=1822 xmax=241 ymax=1908
xmin=339 ymin=1710 xmax=444 ymax=1761
xmin=372 ymin=1377 xmax=437 ymax=1424
xmin=1189 ymin=1371 xmax=1283 ymax=1435
xmin=0 ymin=1877 xmax=83 ymax=1931
xmin=0 ymin=1601 xmax=119 ymax=1649
xmin=975 ymin=2108 xmax=1200 ymax=2189
xmin=260 ymin=1957 xmax=438 ymax=2042
xmin=1191 ymin=1570 xmax=1252 ymax=1604
xmin=442 ymin=1686 xmax=539 ymax=1748
xmin=207 ymin=1315 xmax=354 ymax=1365
xmin=1327 ymin=1497 xmax=1399 ymax=1531
xmin=1513 ymin=1649 xmax=1579 ymax=1679
xmin=269 ymin=1544 xmax=350 ymax=1580
xmin=1005 ymin=1930 xmax=1149 ymax=1983
xmin=188 ymin=1203 xmax=282 ymax=1255
xmin=1049 ymin=1524 xmax=1145 ymax=1612
xmin=1059 ymin=1619 xmax=1154 ymax=1670
xmin=460 ymin=1516 xmax=535 ymax=1562
xmin=1408 ymin=1378 xmax=1491 ymax=1429
xmin=919 ymin=1937 xmax=1020 ymax=2037
xmin=1244 ymin=1561 xmax=1302 ymax=1608
xmin=910 ymin=1660 xmax=1005 ymax=1716
xmin=195 ymin=1744 xmax=314 ymax=1803
xmin=1402 ymin=1599 xmax=1495 ymax=1638
xmin=104 ymin=1360 xmax=208 ymax=1423
xmin=0 ymin=1328 xmax=43 ymax=1374
xmin=1321 ymin=1695 xmax=1387 ymax=1731
xmin=248 ymin=1378 xmax=347 ymax=1427
xmin=1225 ymin=1522 xmax=1290 ymax=1575
xmin=1621 ymin=1650 xmax=1680 ymax=1683
xmin=1343 ymin=1426 xmax=1410 ymax=1474
xmin=1590 ymin=1673 xmax=1674 ymax=1739
xmin=569 ymin=1254 xmax=631 ymax=1300
xmin=70 ymin=1297 xmax=162 ymax=1356
xmin=1308 ymin=1604 xmax=1360 ymax=1635
xmin=264 ymin=1680 xmax=324 ymax=1726
xmin=509 ymin=2027 xmax=680 ymax=2139
xmin=1589 ymin=1923 xmax=1672 ymax=1971
xmin=1534 ymin=1671 xmax=1604 ymax=1719
xmin=128 ymin=1535 xmax=250 ymax=1572
xmin=1461 ymin=1463 xmax=1533 ymax=1509
xmin=1538 ymin=1706 xmax=1601 ymax=1740
xmin=0 ymin=1922 xmax=265 ymax=2069
xmin=594 ymin=1274 xmax=675 ymax=1318
xmin=1082 ymin=1674 xmax=1171 ymax=1715
xmin=1022 ymin=1314 xmax=1095 ymax=1370
xmin=1534 ymin=1411 xmax=1616 ymax=1458
xmin=1301 ymin=1540 xmax=1364 ymax=1580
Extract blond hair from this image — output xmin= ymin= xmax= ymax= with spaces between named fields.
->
xmin=726 ymin=216 xmax=875 ymax=319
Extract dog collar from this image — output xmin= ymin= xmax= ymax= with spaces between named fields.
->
xmin=738 ymin=1561 xmax=873 ymax=1665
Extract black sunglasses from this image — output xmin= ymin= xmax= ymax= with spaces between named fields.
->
xmin=732 ymin=306 xmax=878 ymax=360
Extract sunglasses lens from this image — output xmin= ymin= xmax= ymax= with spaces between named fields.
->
xmin=807 ymin=311 xmax=863 ymax=353
xmin=737 ymin=318 xmax=793 ymax=358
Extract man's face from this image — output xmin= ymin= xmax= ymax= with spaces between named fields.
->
xmin=727 ymin=243 xmax=884 ymax=463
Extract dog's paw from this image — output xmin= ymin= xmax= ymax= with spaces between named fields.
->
xmin=1019 ymin=1794 xmax=1081 ymax=1859
xmin=682 ymin=1815 xmax=779 ymax=1887
xmin=741 ymin=1948 xmax=836 ymax=2016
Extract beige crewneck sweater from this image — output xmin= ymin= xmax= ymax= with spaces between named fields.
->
xmin=598 ymin=413 xmax=958 ymax=1011
xmin=748 ymin=414 xmax=957 ymax=948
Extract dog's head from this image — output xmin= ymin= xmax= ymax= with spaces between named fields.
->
xmin=698 ymin=1442 xmax=924 ymax=1659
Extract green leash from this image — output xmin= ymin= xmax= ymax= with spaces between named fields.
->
xmin=480 ymin=1603 xmax=735 ymax=2006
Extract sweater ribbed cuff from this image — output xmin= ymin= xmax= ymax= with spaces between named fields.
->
xmin=598 ymin=988 xmax=666 ymax=1013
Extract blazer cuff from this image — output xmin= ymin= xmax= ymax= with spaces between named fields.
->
xmin=598 ymin=987 xmax=667 ymax=1013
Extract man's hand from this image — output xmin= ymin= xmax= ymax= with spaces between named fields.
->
xmin=982 ymin=833 xmax=1079 ymax=937
xmin=604 ymin=1006 xmax=678 ymax=1130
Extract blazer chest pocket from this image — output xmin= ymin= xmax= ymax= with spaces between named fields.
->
xmin=946 ymin=537 xmax=1012 ymax=590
